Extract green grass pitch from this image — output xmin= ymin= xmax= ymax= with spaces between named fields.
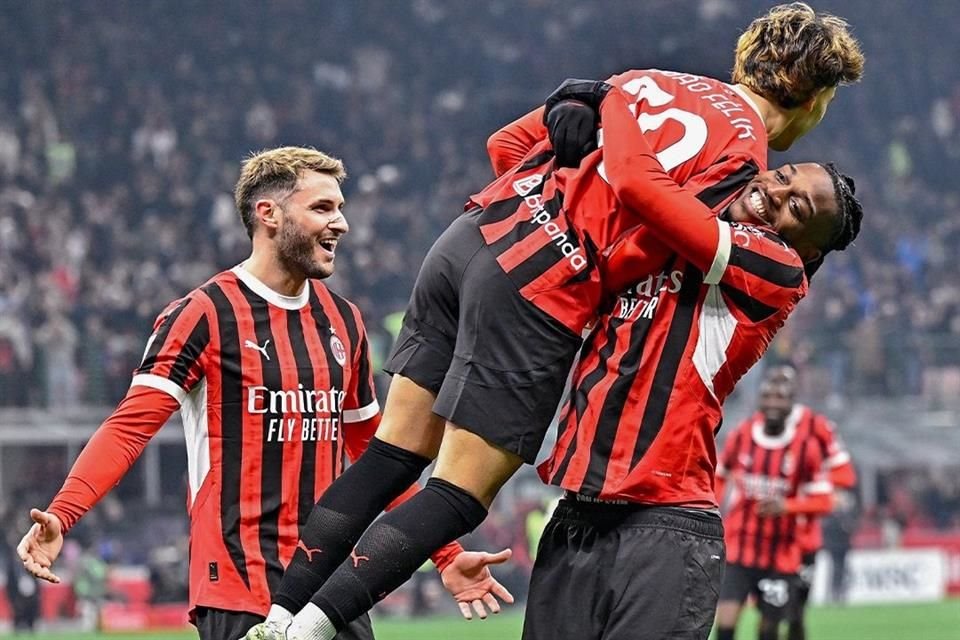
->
xmin=18 ymin=600 xmax=960 ymax=640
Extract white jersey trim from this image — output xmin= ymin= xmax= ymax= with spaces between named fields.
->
xmin=800 ymin=480 xmax=834 ymax=495
xmin=692 ymin=285 xmax=738 ymax=399
xmin=825 ymin=450 xmax=852 ymax=468
xmin=232 ymin=263 xmax=310 ymax=310
xmin=343 ymin=400 xmax=380 ymax=423
xmin=727 ymin=83 xmax=766 ymax=123
xmin=704 ymin=219 xmax=732 ymax=285
xmin=751 ymin=405 xmax=803 ymax=449
xmin=131 ymin=373 xmax=187 ymax=404
xmin=180 ymin=378 xmax=211 ymax=505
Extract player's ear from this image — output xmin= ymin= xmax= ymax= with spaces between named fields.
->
xmin=800 ymin=89 xmax=825 ymax=113
xmin=255 ymin=199 xmax=281 ymax=231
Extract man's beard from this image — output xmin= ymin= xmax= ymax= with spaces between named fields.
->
xmin=277 ymin=222 xmax=332 ymax=280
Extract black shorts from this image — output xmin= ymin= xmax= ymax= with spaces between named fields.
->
xmin=522 ymin=498 xmax=725 ymax=640
xmin=194 ymin=607 xmax=374 ymax=640
xmin=384 ymin=207 xmax=582 ymax=464
xmin=719 ymin=562 xmax=798 ymax=622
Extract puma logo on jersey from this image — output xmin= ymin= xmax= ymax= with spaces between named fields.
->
xmin=297 ymin=540 xmax=323 ymax=562
xmin=244 ymin=338 xmax=271 ymax=360
xmin=350 ymin=549 xmax=370 ymax=568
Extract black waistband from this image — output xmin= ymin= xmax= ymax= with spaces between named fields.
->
xmin=554 ymin=495 xmax=723 ymax=538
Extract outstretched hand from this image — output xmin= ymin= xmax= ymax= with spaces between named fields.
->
xmin=17 ymin=509 xmax=64 ymax=583
xmin=440 ymin=548 xmax=515 ymax=620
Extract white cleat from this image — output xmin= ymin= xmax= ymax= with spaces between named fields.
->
xmin=240 ymin=620 xmax=292 ymax=640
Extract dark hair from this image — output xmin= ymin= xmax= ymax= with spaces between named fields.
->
xmin=732 ymin=2 xmax=865 ymax=109
xmin=822 ymin=162 xmax=862 ymax=254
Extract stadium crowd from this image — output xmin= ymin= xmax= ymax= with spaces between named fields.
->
xmin=0 ymin=0 xmax=958 ymax=410
xmin=1 ymin=2 xmax=959 ymax=627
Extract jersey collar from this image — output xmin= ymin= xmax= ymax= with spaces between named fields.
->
xmin=751 ymin=404 xmax=803 ymax=449
xmin=232 ymin=264 xmax=310 ymax=310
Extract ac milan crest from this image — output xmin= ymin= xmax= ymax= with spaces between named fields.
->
xmin=330 ymin=334 xmax=347 ymax=366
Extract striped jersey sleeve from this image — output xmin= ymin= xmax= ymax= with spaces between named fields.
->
xmin=132 ymin=294 xmax=211 ymax=403
xmin=341 ymin=301 xmax=379 ymax=424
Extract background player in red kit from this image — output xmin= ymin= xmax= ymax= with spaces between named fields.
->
xmin=242 ymin=5 xmax=865 ymax=640
xmin=14 ymin=147 xmax=511 ymax=640
xmin=714 ymin=376 xmax=837 ymax=640
xmin=760 ymin=365 xmax=857 ymax=640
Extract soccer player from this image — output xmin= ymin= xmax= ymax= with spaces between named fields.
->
xmin=522 ymin=85 xmax=862 ymax=639
xmin=765 ymin=366 xmax=857 ymax=640
xmin=713 ymin=375 xmax=838 ymax=640
xmin=243 ymin=5 xmax=864 ymax=640
xmin=15 ymin=147 xmax=511 ymax=640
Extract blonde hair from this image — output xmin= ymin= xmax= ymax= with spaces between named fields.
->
xmin=732 ymin=2 xmax=864 ymax=109
xmin=234 ymin=146 xmax=346 ymax=238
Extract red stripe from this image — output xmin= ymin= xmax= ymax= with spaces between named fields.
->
xmin=149 ymin=299 xmax=207 ymax=380
xmin=299 ymin=296 xmax=337 ymax=504
xmin=480 ymin=205 xmax=532 ymax=245
xmin=314 ymin=285 xmax=353 ymax=480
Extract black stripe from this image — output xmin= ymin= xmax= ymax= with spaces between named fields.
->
xmin=203 ymin=282 xmax=249 ymax=589
xmin=696 ymin=159 xmax=759 ymax=209
xmin=719 ymin=283 xmax=779 ymax=323
xmin=167 ymin=314 xmax=210 ymax=389
xmin=550 ymin=324 xmax=606 ymax=486
xmin=580 ymin=257 xmax=679 ymax=492
xmin=287 ymin=306 xmax=318 ymax=539
xmin=752 ymin=444 xmax=776 ymax=567
xmin=329 ymin=294 xmax=360 ymax=356
xmin=518 ymin=150 xmax=555 ymax=171
xmin=629 ymin=263 xmax=703 ymax=467
xmin=582 ymin=315 xmax=656 ymax=491
xmin=326 ymin=293 xmax=354 ymax=472
xmin=309 ymin=290 xmax=346 ymax=489
xmin=237 ymin=283 xmax=284 ymax=593
xmin=476 ymin=193 xmax=525 ymax=226
xmin=486 ymin=189 xmax=566 ymax=258
xmin=728 ymin=246 xmax=804 ymax=288
xmin=733 ymin=431 xmax=753 ymax=566
xmin=781 ymin=423 xmax=812 ymax=565
xmin=353 ymin=333 xmax=375 ymax=409
xmin=138 ymin=298 xmax=189 ymax=373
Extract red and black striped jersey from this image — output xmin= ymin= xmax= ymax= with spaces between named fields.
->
xmin=716 ymin=407 xmax=833 ymax=573
xmin=790 ymin=407 xmax=855 ymax=554
xmin=469 ymin=69 xmax=768 ymax=334
xmin=132 ymin=265 xmax=378 ymax=615
xmin=538 ymin=89 xmax=806 ymax=507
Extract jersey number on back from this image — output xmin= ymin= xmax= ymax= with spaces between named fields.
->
xmin=598 ymin=75 xmax=708 ymax=178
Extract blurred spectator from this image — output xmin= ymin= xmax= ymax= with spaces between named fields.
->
xmin=0 ymin=1 xmax=956 ymax=410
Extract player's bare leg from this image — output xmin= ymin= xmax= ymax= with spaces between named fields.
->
xmin=373 ymin=375 xmax=446 ymax=458
xmin=283 ymin=421 xmax=521 ymax=639
xmin=271 ymin=374 xmax=443 ymax=617
xmin=432 ymin=423 xmax=524 ymax=508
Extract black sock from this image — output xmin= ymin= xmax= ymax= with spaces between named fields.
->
xmin=310 ymin=477 xmax=488 ymax=630
xmin=716 ymin=628 xmax=735 ymax=640
xmin=787 ymin=620 xmax=805 ymax=640
xmin=758 ymin=618 xmax=780 ymax=640
xmin=272 ymin=438 xmax=431 ymax=613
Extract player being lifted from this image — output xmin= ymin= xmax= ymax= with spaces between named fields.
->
xmin=244 ymin=4 xmax=863 ymax=639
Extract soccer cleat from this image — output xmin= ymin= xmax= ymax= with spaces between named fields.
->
xmin=240 ymin=619 xmax=292 ymax=640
